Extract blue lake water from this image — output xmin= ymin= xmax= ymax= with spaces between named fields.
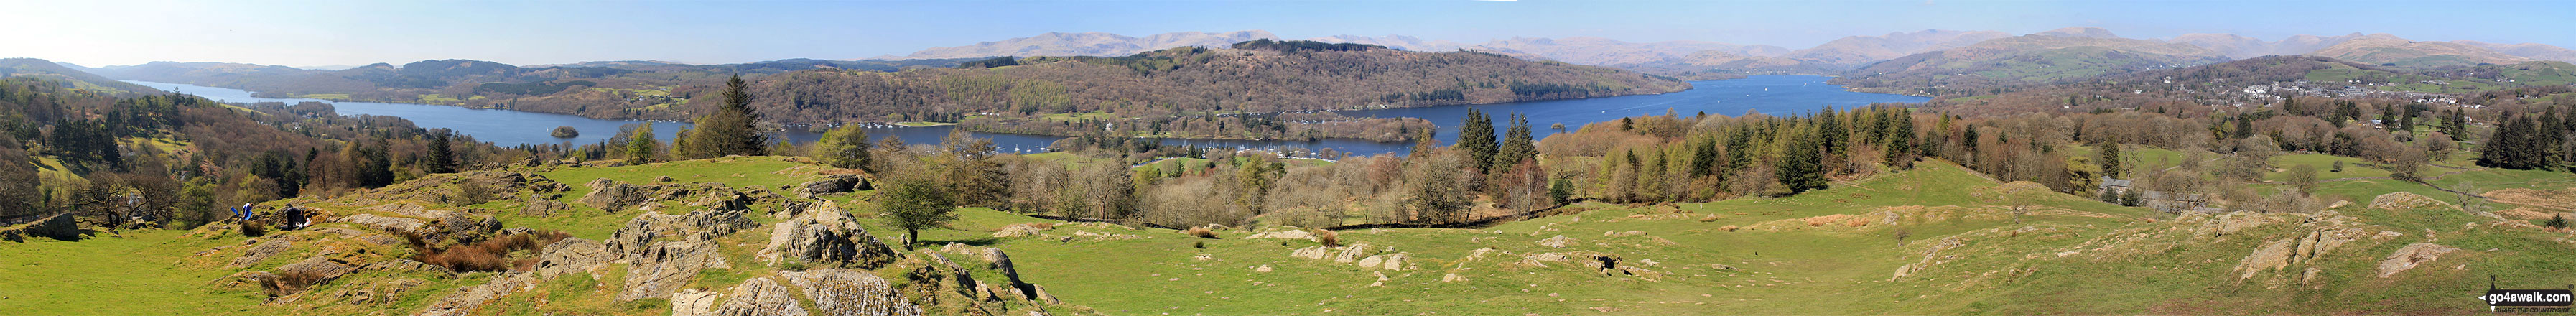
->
xmin=126 ymin=75 xmax=1925 ymax=157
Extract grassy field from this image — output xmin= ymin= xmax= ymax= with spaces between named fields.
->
xmin=6 ymin=152 xmax=2571 ymax=315
xmin=0 ymin=230 xmax=265 ymax=315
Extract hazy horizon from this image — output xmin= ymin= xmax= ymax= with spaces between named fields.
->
xmin=9 ymin=0 xmax=2573 ymax=68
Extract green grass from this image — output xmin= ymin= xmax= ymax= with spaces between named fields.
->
xmin=984 ymin=161 xmax=2173 ymax=315
xmin=514 ymin=156 xmax=831 ymax=239
xmin=2262 ymin=153 xmax=2391 ymax=181
xmin=0 ymin=230 xmax=266 ymax=315
xmin=12 ymin=152 xmax=2570 ymax=315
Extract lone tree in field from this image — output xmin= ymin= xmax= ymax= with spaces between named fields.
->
xmin=680 ymin=75 xmax=768 ymax=159
xmin=809 ymin=124 xmax=873 ymax=170
xmin=625 ymin=124 xmax=657 ymax=164
xmin=878 ymin=175 xmax=956 ymax=250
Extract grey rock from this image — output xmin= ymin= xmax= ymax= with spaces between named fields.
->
xmin=712 ymin=277 xmax=809 ymax=316
xmin=784 ymin=269 xmax=921 ymax=316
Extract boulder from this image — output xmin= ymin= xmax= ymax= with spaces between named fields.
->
xmin=580 ymin=180 xmax=652 ymax=211
xmin=1 ymin=214 xmax=83 ymax=241
xmin=986 ymin=248 xmax=1024 ymax=286
xmin=521 ymin=198 xmax=572 ymax=217
xmin=796 ymin=175 xmax=866 ymax=198
xmin=712 ymin=277 xmax=809 ymax=316
xmin=1289 ymin=246 xmax=1332 ymax=259
xmin=761 ymin=208 xmax=898 ymax=269
xmin=2375 ymin=243 xmax=2459 ymax=278
xmin=1357 ymin=253 xmax=1413 ymax=271
xmin=1331 ymin=243 xmax=1374 ymax=263
xmin=784 ymin=269 xmax=922 ymax=316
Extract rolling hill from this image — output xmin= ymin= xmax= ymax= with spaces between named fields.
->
xmin=1832 ymin=27 xmax=2229 ymax=95
xmin=1777 ymin=29 xmax=2011 ymax=67
xmin=2304 ymin=34 xmax=2531 ymax=68
xmin=0 ymin=58 xmax=159 ymax=94
xmin=719 ymin=41 xmax=1692 ymax=124
xmin=2455 ymin=40 xmax=2576 ymax=63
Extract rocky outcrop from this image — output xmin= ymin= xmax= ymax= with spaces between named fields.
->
xmin=760 ymin=203 xmax=898 ymax=269
xmin=231 ymin=238 xmax=297 ymax=267
xmin=671 ymin=288 xmax=723 ymax=316
xmin=796 ymin=175 xmax=868 ymax=198
xmin=1245 ymin=226 xmax=1316 ymax=241
xmin=992 ymin=223 xmax=1048 ymax=238
xmin=712 ymin=277 xmax=809 ymax=316
xmin=520 ymin=198 xmax=571 ymax=217
xmin=2376 ymin=243 xmax=2458 ymax=278
xmin=341 ymin=204 xmax=499 ymax=243
xmin=338 ymin=214 xmax=427 ymax=237
xmin=785 ymin=269 xmax=922 ymax=316
xmin=581 ymin=180 xmax=653 ymax=211
xmin=534 ymin=238 xmax=609 ymax=278
xmin=581 ymin=180 xmax=778 ymax=213
xmin=605 ymin=209 xmax=755 ymax=263
xmin=1539 ymin=235 xmax=1578 ymax=248
xmin=419 ymin=273 xmax=538 ymax=316
xmin=0 ymin=213 xmax=84 ymax=241
xmin=2370 ymin=192 xmax=2458 ymax=210
xmin=618 ymin=240 xmax=730 ymax=302
xmin=2233 ymin=238 xmax=2297 ymax=279
xmin=1357 ymin=253 xmax=1414 ymax=271
xmin=1892 ymin=238 xmax=1965 ymax=281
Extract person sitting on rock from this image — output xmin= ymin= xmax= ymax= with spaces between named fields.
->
xmin=282 ymin=204 xmax=309 ymax=230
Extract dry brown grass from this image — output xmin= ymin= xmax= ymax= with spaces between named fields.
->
xmin=406 ymin=230 xmax=569 ymax=272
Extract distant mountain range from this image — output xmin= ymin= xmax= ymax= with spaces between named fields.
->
xmin=876 ymin=30 xmax=1281 ymax=60
xmin=882 ymin=28 xmax=2576 ymax=82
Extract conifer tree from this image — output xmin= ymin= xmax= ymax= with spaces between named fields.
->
xmin=1496 ymin=113 xmax=1537 ymax=169
xmin=1459 ymin=108 xmax=1498 ymax=173
xmin=681 ymin=75 xmax=767 ymax=159
xmin=424 ymin=129 xmax=456 ymax=174
xmin=1779 ymin=129 xmax=1827 ymax=195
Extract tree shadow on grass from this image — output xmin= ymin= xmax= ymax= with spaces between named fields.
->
xmin=919 ymin=236 xmax=1001 ymax=247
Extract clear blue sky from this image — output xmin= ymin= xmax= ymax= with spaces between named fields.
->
xmin=9 ymin=0 xmax=2570 ymax=68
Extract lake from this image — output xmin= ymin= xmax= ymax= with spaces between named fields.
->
xmin=125 ymin=75 xmax=1925 ymax=157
